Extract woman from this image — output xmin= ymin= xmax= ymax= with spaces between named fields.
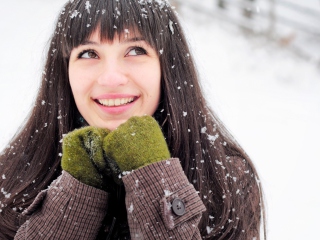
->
xmin=0 ymin=0 xmax=265 ymax=239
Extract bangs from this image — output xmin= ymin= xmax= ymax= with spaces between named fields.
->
xmin=57 ymin=0 xmax=172 ymax=58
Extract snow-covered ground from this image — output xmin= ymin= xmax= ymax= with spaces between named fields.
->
xmin=1 ymin=0 xmax=320 ymax=239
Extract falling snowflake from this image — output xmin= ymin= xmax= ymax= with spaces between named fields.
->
xmin=169 ymin=20 xmax=174 ymax=35
xmin=206 ymin=226 xmax=214 ymax=234
xmin=85 ymin=1 xmax=91 ymax=13
xmin=201 ymin=127 xmax=207 ymax=133
xmin=70 ymin=10 xmax=80 ymax=18
xmin=128 ymin=203 xmax=134 ymax=213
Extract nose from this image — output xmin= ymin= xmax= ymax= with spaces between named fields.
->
xmin=96 ymin=59 xmax=128 ymax=87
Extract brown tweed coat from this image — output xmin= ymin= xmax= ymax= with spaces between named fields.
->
xmin=14 ymin=159 xmax=206 ymax=239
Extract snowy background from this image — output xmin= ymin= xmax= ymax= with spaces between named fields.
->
xmin=0 ymin=0 xmax=319 ymax=239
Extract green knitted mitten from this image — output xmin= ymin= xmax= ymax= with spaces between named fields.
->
xmin=61 ymin=126 xmax=113 ymax=191
xmin=103 ymin=116 xmax=170 ymax=172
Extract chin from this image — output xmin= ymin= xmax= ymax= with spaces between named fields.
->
xmin=100 ymin=119 xmax=128 ymax=131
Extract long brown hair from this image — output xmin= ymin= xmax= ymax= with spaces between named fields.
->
xmin=0 ymin=0 xmax=265 ymax=239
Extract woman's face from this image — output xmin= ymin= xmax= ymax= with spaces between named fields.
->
xmin=69 ymin=29 xmax=161 ymax=130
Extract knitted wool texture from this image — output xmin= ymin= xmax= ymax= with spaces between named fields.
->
xmin=61 ymin=126 xmax=110 ymax=190
xmin=103 ymin=116 xmax=170 ymax=171
xmin=61 ymin=116 xmax=170 ymax=190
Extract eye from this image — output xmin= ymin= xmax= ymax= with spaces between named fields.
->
xmin=78 ymin=49 xmax=98 ymax=59
xmin=126 ymin=47 xmax=147 ymax=56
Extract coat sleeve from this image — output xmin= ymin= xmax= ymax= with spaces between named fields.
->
xmin=14 ymin=171 xmax=109 ymax=240
xmin=122 ymin=158 xmax=206 ymax=239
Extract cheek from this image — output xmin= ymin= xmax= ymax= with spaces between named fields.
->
xmin=152 ymin=76 xmax=161 ymax=100
xmin=69 ymin=64 xmax=92 ymax=87
xmin=68 ymin=67 xmax=88 ymax=104
xmin=69 ymin=64 xmax=77 ymax=85
xmin=154 ymin=67 xmax=162 ymax=99
xmin=142 ymin=66 xmax=160 ymax=95
xmin=151 ymin=65 xmax=161 ymax=98
xmin=147 ymin=69 xmax=161 ymax=111
xmin=68 ymin=69 xmax=79 ymax=97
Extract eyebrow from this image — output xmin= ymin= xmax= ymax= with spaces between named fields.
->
xmin=80 ymin=37 xmax=146 ymax=46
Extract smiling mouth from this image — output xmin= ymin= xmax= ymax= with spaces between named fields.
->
xmin=96 ymin=97 xmax=136 ymax=107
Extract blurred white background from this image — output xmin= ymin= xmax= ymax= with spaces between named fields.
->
xmin=0 ymin=0 xmax=320 ymax=239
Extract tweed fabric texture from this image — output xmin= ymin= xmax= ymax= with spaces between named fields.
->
xmin=15 ymin=171 xmax=109 ymax=239
xmin=123 ymin=158 xmax=206 ymax=239
xmin=14 ymin=159 xmax=206 ymax=239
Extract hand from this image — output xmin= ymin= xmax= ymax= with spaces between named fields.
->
xmin=103 ymin=116 xmax=170 ymax=172
xmin=61 ymin=126 xmax=117 ymax=191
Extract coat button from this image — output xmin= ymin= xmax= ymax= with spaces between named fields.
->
xmin=171 ymin=198 xmax=186 ymax=216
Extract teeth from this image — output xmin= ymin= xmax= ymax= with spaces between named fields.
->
xmin=114 ymin=99 xmax=120 ymax=106
xmin=98 ymin=97 xmax=134 ymax=107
